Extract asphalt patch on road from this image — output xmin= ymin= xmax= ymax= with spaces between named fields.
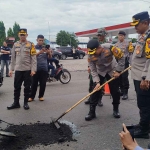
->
xmin=0 ymin=122 xmax=74 ymax=150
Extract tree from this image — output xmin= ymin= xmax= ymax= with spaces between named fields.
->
xmin=56 ymin=30 xmax=79 ymax=47
xmin=132 ymin=38 xmax=137 ymax=43
xmin=7 ymin=27 xmax=14 ymax=37
xmin=56 ymin=30 xmax=70 ymax=46
xmin=0 ymin=21 xmax=6 ymax=46
xmin=13 ymin=22 xmax=20 ymax=41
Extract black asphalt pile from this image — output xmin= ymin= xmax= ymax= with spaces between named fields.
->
xmin=0 ymin=122 xmax=74 ymax=150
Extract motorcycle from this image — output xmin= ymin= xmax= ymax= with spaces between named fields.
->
xmin=47 ymin=64 xmax=71 ymax=84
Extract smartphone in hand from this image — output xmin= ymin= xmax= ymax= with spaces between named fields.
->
xmin=123 ymin=125 xmax=134 ymax=150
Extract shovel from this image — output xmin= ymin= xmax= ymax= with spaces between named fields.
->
xmin=0 ymin=119 xmax=16 ymax=137
xmin=0 ymin=131 xmax=16 ymax=137
xmin=51 ymin=66 xmax=131 ymax=128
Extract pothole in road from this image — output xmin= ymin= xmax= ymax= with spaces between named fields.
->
xmin=0 ymin=121 xmax=79 ymax=150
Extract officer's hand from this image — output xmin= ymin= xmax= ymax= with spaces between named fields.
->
xmin=30 ymin=71 xmax=36 ymax=76
xmin=112 ymin=71 xmax=120 ymax=78
xmin=47 ymin=49 xmax=51 ymax=55
xmin=94 ymin=83 xmax=100 ymax=91
xmin=140 ymin=80 xmax=150 ymax=90
xmin=9 ymin=71 xmax=13 ymax=77
xmin=88 ymin=67 xmax=91 ymax=73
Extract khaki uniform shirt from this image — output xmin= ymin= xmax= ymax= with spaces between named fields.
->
xmin=115 ymin=40 xmax=132 ymax=63
xmin=10 ymin=41 xmax=37 ymax=72
xmin=88 ymin=43 xmax=125 ymax=82
xmin=131 ymin=29 xmax=150 ymax=81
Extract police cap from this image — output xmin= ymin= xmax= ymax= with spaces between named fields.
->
xmin=87 ymin=39 xmax=99 ymax=55
xmin=19 ymin=28 xmax=27 ymax=35
xmin=131 ymin=11 xmax=149 ymax=26
xmin=118 ymin=30 xmax=126 ymax=36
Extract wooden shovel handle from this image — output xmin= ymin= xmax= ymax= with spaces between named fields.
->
xmin=55 ymin=66 xmax=131 ymax=122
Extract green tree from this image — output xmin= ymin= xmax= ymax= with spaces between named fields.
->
xmin=7 ymin=27 xmax=14 ymax=37
xmin=132 ymin=38 xmax=137 ymax=43
xmin=56 ymin=30 xmax=79 ymax=47
xmin=56 ymin=30 xmax=70 ymax=46
xmin=13 ymin=22 xmax=20 ymax=41
xmin=0 ymin=21 xmax=6 ymax=46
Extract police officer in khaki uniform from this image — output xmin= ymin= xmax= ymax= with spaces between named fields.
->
xmin=115 ymin=31 xmax=134 ymax=100
xmin=130 ymin=11 xmax=150 ymax=139
xmin=84 ymin=28 xmax=107 ymax=106
xmin=85 ymin=39 xmax=125 ymax=121
xmin=7 ymin=29 xmax=37 ymax=110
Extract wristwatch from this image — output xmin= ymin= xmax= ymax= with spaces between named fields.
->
xmin=142 ymin=76 xmax=146 ymax=80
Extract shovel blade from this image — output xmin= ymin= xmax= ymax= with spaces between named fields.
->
xmin=50 ymin=117 xmax=60 ymax=129
xmin=0 ymin=131 xmax=16 ymax=137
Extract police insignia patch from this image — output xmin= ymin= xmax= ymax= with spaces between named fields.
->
xmin=145 ymin=38 xmax=150 ymax=58
xmin=30 ymin=44 xmax=36 ymax=55
xmin=111 ymin=46 xmax=123 ymax=59
xmin=26 ymin=43 xmax=31 ymax=47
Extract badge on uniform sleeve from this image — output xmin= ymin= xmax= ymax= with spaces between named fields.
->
xmin=128 ymin=42 xmax=134 ymax=53
xmin=110 ymin=46 xmax=123 ymax=59
xmin=145 ymin=38 xmax=150 ymax=58
xmin=30 ymin=44 xmax=36 ymax=56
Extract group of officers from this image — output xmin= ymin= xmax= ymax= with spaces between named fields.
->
xmin=2 ymin=11 xmax=150 ymax=141
xmin=85 ymin=11 xmax=150 ymax=140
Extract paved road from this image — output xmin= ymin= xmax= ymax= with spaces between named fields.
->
xmin=0 ymin=57 xmax=149 ymax=150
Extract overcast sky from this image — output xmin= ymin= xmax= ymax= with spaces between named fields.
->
xmin=0 ymin=0 xmax=150 ymax=43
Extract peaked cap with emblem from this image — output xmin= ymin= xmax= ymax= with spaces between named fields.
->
xmin=18 ymin=28 xmax=27 ymax=35
xmin=131 ymin=11 xmax=149 ymax=26
xmin=87 ymin=39 xmax=99 ymax=55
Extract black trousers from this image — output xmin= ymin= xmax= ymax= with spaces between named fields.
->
xmin=30 ymin=70 xmax=48 ymax=99
xmin=89 ymin=74 xmax=104 ymax=99
xmin=14 ymin=71 xmax=31 ymax=103
xmin=119 ymin=58 xmax=129 ymax=93
xmin=90 ymin=74 xmax=120 ymax=107
xmin=134 ymin=80 xmax=150 ymax=128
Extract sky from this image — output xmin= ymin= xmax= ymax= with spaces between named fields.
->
xmin=0 ymin=0 xmax=150 ymax=44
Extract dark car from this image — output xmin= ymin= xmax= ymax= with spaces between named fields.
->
xmin=56 ymin=46 xmax=85 ymax=60
xmin=51 ymin=48 xmax=62 ymax=60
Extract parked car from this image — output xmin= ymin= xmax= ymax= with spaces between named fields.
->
xmin=56 ymin=46 xmax=85 ymax=60
xmin=51 ymin=48 xmax=62 ymax=60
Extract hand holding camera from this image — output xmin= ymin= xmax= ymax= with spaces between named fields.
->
xmin=119 ymin=123 xmax=138 ymax=150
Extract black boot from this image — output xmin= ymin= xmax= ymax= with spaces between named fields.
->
xmin=113 ymin=105 xmax=120 ymax=118
xmin=122 ymin=90 xmax=128 ymax=100
xmin=85 ymin=105 xmax=96 ymax=121
xmin=7 ymin=101 xmax=20 ymax=110
xmin=84 ymin=97 xmax=91 ymax=104
xmin=134 ymin=125 xmax=149 ymax=139
xmin=24 ymin=98 xmax=30 ymax=110
xmin=134 ymin=123 xmax=150 ymax=133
